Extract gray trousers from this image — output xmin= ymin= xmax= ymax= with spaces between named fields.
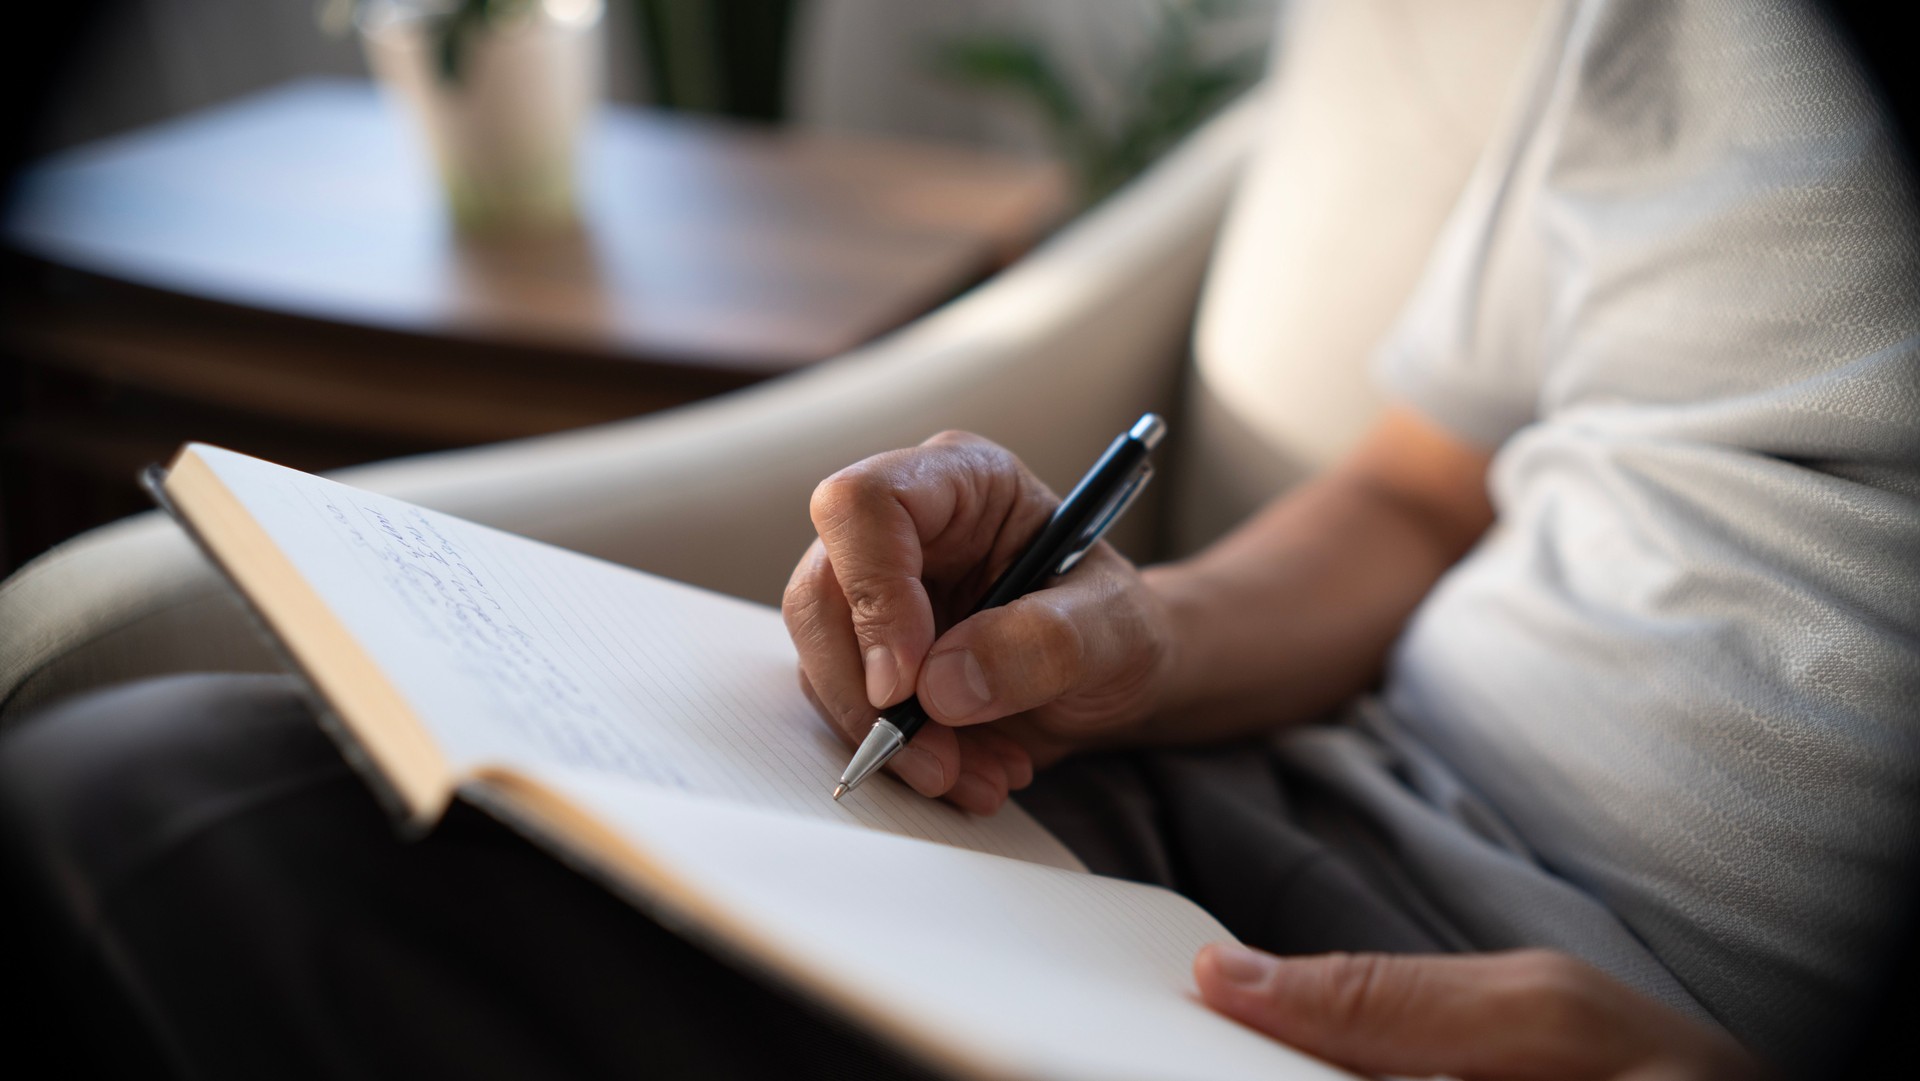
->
xmin=0 ymin=673 xmax=1443 ymax=1080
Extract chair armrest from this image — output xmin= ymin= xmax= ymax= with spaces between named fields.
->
xmin=345 ymin=92 xmax=1261 ymax=592
xmin=0 ymin=93 xmax=1261 ymax=724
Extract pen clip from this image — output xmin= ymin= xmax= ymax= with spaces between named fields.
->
xmin=1052 ymin=461 xmax=1154 ymax=576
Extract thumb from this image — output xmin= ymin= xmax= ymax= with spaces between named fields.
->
xmin=914 ymin=544 xmax=1150 ymax=728
xmin=1193 ymin=945 xmax=1638 ymax=1080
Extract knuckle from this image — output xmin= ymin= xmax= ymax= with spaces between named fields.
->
xmin=1030 ymin=602 xmax=1085 ymax=661
xmin=1313 ymin=953 xmax=1394 ymax=1033
xmin=1013 ymin=600 xmax=1088 ymax=692
xmin=983 ymin=595 xmax=1090 ymax=698
xmin=809 ymin=467 xmax=890 ymax=531
xmin=930 ymin=434 xmax=1020 ymax=479
xmin=780 ymin=585 xmax=830 ymax=640
xmin=1507 ymin=951 xmax=1608 ymax=1039
xmin=971 ymin=440 xmax=1025 ymax=479
xmin=841 ymin=579 xmax=907 ymax=634
xmin=1511 ymin=950 xmax=1588 ymax=993
xmin=780 ymin=560 xmax=835 ymax=635
xmin=780 ymin=563 xmax=817 ymax=617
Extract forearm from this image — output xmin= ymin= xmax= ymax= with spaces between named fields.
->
xmin=1132 ymin=408 xmax=1494 ymax=744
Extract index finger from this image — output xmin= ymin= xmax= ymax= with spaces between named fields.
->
xmin=806 ymin=435 xmax=1044 ymax=712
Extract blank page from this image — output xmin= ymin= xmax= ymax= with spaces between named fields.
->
xmin=514 ymin=769 xmax=1358 ymax=1081
xmin=185 ymin=445 xmax=1080 ymax=871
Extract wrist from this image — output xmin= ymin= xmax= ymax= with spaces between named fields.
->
xmin=1135 ymin=561 xmax=1210 ymax=733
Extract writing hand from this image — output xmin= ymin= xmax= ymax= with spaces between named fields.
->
xmin=1193 ymin=945 xmax=1761 ymax=1080
xmin=782 ymin=431 xmax=1176 ymax=815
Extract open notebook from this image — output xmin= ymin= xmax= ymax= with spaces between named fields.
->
xmin=154 ymin=443 xmax=1354 ymax=1081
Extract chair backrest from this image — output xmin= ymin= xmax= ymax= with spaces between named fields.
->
xmin=1169 ymin=0 xmax=1555 ymax=553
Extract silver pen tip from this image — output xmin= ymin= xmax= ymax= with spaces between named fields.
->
xmin=831 ymin=783 xmax=849 ymax=801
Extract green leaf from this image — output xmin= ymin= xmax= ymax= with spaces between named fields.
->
xmin=930 ymin=2 xmax=1262 ymax=206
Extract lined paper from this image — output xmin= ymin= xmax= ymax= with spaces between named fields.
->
xmin=191 ymin=445 xmax=1081 ymax=871
xmin=541 ymin=772 xmax=1357 ymax=1081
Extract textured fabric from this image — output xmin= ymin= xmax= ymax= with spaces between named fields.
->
xmin=1367 ymin=0 xmax=1920 ymax=1069
xmin=0 ymin=674 xmax=945 ymax=1081
xmin=1018 ymin=741 xmax=1448 ymax=957
xmin=1275 ymin=703 xmax=1718 ymax=1018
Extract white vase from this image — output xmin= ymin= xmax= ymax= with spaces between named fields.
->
xmin=360 ymin=0 xmax=605 ymax=235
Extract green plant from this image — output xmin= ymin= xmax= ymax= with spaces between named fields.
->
xmin=631 ymin=0 xmax=801 ymax=122
xmin=934 ymin=0 xmax=1263 ymax=204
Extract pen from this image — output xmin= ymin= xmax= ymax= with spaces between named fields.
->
xmin=832 ymin=413 xmax=1167 ymax=801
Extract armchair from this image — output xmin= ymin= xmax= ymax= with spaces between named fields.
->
xmin=0 ymin=96 xmax=1253 ymax=723
xmin=0 ymin=0 xmax=1548 ymax=726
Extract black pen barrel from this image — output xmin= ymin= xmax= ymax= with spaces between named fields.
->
xmin=883 ymin=697 xmax=933 ymax=741
xmin=876 ymin=416 xmax=1163 ymax=742
xmin=977 ymin=431 xmax=1150 ymax=609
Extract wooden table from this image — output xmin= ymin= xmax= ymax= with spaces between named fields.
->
xmin=0 ymin=79 xmax=1067 ymax=571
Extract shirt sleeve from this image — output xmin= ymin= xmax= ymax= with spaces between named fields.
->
xmin=1368 ymin=2 xmax=1572 ymax=450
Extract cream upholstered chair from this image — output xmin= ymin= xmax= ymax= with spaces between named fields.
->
xmin=0 ymin=0 xmax=1550 ymax=725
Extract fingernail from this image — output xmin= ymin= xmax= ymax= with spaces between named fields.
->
xmin=922 ymin=650 xmax=991 ymax=718
xmin=864 ymin=645 xmax=899 ymax=708
xmin=889 ymin=745 xmax=944 ymax=794
xmin=1209 ymin=943 xmax=1277 ymax=987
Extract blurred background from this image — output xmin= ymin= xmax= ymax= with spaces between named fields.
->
xmin=2 ymin=4 xmax=1918 ymax=1077
xmin=0 ymin=0 xmax=1272 ymax=576
xmin=37 ymin=0 xmax=1274 ymax=165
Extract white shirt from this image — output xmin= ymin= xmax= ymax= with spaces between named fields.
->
xmin=1373 ymin=0 xmax=1920 ymax=1066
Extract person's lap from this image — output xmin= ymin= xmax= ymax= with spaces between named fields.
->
xmin=0 ymin=673 xmax=1441 ymax=1079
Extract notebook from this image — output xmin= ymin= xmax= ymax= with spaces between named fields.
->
xmin=152 ymin=442 xmax=1355 ymax=1081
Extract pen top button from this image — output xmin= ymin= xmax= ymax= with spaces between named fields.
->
xmin=1129 ymin=414 xmax=1167 ymax=449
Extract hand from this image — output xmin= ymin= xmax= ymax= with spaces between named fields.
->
xmin=782 ymin=431 xmax=1176 ymax=815
xmin=1193 ymin=945 xmax=1763 ymax=1081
